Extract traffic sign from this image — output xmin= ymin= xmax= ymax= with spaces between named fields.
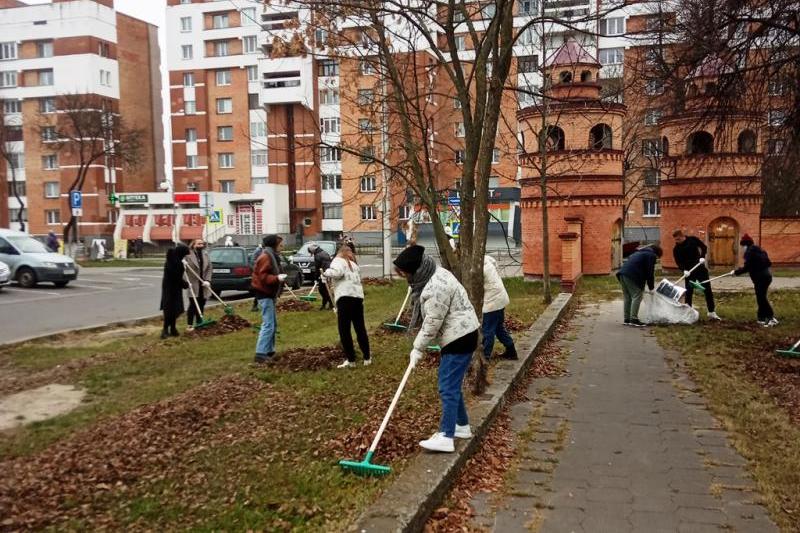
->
xmin=69 ymin=190 xmax=83 ymax=209
xmin=71 ymin=208 xmax=83 ymax=217
xmin=448 ymin=196 xmax=460 ymax=206
xmin=451 ymin=222 xmax=460 ymax=236
xmin=207 ymin=209 xmax=222 ymax=223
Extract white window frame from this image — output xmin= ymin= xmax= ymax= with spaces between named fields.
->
xmin=243 ymin=35 xmax=258 ymax=54
xmin=44 ymin=181 xmax=60 ymax=197
xmin=46 ymin=210 xmax=60 ymax=225
xmin=217 ymin=126 xmax=233 ymax=141
xmin=214 ymin=41 xmax=229 ymax=57
xmin=644 ymin=79 xmax=664 ymax=96
xmin=601 ymin=17 xmax=625 ymax=36
xmin=183 ymin=72 xmax=195 ymax=87
xmin=360 ymin=175 xmax=377 ymax=192
xmin=0 ymin=42 xmax=17 ymax=60
xmin=492 ymin=148 xmax=500 ymax=164
xmin=3 ymin=100 xmax=21 ymax=114
xmin=323 ymin=203 xmax=343 ymax=220
xmin=642 ymin=199 xmax=661 ymax=217
xmin=320 ymin=88 xmax=340 ymax=105
xmin=455 ymin=35 xmax=466 ymax=51
xmin=768 ymin=109 xmax=786 ymax=127
xmin=455 ymin=122 xmax=466 ymax=138
xmin=320 ymin=146 xmax=342 ymax=162
xmin=488 ymin=176 xmax=500 ymax=188
xmin=218 ymin=153 xmax=234 ymax=169
xmin=519 ymin=0 xmax=537 ymax=15
xmin=249 ymin=121 xmax=267 ymax=138
xmin=321 ymin=174 xmax=342 ymax=190
xmin=181 ymin=45 xmax=193 ymax=60
xmin=599 ymin=48 xmax=624 ymax=66
xmin=216 ymin=98 xmax=233 ymax=114
xmin=212 ymin=14 xmax=229 ymax=29
xmin=455 ymin=149 xmax=465 ymax=164
xmin=42 ymin=155 xmax=59 ymax=170
xmin=398 ymin=204 xmax=412 ymax=220
xmin=180 ymin=16 xmax=192 ymax=32
xmin=37 ymin=41 xmax=53 ymax=58
xmin=216 ymin=69 xmax=232 ymax=86
xmin=251 ymin=150 xmax=267 ymax=167
xmin=220 ymin=180 xmax=235 ymax=193
xmin=186 ymin=155 xmax=199 ymax=169
xmin=241 ymin=7 xmax=257 ymax=26
xmin=0 ymin=71 xmax=18 ymax=88
xmin=644 ymin=109 xmax=662 ymax=125
xmin=320 ymin=117 xmax=340 ymax=134
xmin=359 ymin=60 xmax=375 ymax=75
xmin=360 ymin=204 xmax=376 ymax=220
xmin=184 ymin=100 xmax=197 ymax=115
xmin=185 ymin=128 xmax=198 ymax=142
xmin=247 ymin=65 xmax=258 ymax=82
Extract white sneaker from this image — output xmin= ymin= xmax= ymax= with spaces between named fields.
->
xmin=336 ymin=360 xmax=355 ymax=369
xmin=707 ymin=312 xmax=721 ymax=321
xmin=454 ymin=424 xmax=472 ymax=439
xmin=765 ymin=318 xmax=779 ymax=327
xmin=419 ymin=432 xmax=455 ymax=453
xmin=186 ymin=326 xmax=195 ymax=332
xmin=363 ymin=359 xmax=372 ymax=366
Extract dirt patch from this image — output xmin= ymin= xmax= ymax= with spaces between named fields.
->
xmin=0 ymin=375 xmax=266 ymax=531
xmin=0 ymin=384 xmax=86 ymax=431
xmin=276 ymin=299 xmax=313 ymax=312
xmin=271 ymin=345 xmax=345 ymax=371
xmin=362 ymin=277 xmax=394 ymax=287
xmin=185 ymin=314 xmax=251 ymax=337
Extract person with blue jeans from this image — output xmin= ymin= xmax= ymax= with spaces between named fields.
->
xmin=394 ymin=245 xmax=480 ymax=453
xmin=251 ymin=235 xmax=287 ymax=364
xmin=482 ymin=255 xmax=517 ymax=360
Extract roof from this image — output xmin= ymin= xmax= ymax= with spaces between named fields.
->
xmin=688 ymin=55 xmax=734 ymax=79
xmin=545 ymin=38 xmax=600 ymax=68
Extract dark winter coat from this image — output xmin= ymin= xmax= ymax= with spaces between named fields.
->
xmin=673 ymin=236 xmax=707 ymax=271
xmin=618 ymin=247 xmax=658 ymax=290
xmin=313 ymin=248 xmax=332 ymax=279
xmin=160 ymin=245 xmax=190 ymax=317
xmin=735 ymin=245 xmax=772 ymax=281
xmin=46 ymin=233 xmax=59 ymax=252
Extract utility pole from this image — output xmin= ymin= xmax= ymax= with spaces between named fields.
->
xmin=380 ymin=65 xmax=392 ymax=278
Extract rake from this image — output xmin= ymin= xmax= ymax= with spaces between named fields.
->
xmin=384 ymin=287 xmax=411 ymax=331
xmin=689 ymin=270 xmax=736 ymax=293
xmin=339 ymin=361 xmax=414 ymax=476
xmin=184 ymin=261 xmax=234 ymax=316
xmin=776 ymin=339 xmax=800 ymax=358
xmin=184 ymin=272 xmax=216 ymax=329
xmin=299 ymin=281 xmax=319 ymax=302
xmin=657 ymin=260 xmax=704 ymax=301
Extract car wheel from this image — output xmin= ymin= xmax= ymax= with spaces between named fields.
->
xmin=16 ymin=267 xmax=37 ymax=288
xmin=54 ymin=281 xmax=69 ymax=288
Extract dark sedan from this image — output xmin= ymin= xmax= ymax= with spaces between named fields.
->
xmin=209 ymin=246 xmax=301 ymax=295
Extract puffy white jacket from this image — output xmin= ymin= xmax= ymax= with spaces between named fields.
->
xmin=324 ymin=257 xmax=364 ymax=302
xmin=482 ymin=255 xmax=510 ymax=313
xmin=413 ymin=267 xmax=480 ymax=352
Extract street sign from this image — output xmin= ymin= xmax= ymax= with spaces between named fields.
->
xmin=71 ymin=208 xmax=83 ymax=217
xmin=448 ymin=196 xmax=460 ymax=206
xmin=69 ymin=190 xmax=82 ymax=209
xmin=207 ymin=209 xmax=222 ymax=223
xmin=451 ymin=222 xmax=460 ymax=236
xmin=118 ymin=194 xmax=148 ymax=204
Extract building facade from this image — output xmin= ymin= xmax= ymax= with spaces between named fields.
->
xmin=0 ymin=0 xmax=164 ymax=240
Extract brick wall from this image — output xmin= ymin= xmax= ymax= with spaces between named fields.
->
xmin=761 ymin=218 xmax=800 ymax=265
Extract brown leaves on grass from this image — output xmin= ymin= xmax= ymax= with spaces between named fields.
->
xmin=271 ymin=345 xmax=345 ymax=371
xmin=737 ymin=332 xmax=800 ymax=425
xmin=362 ymin=277 xmax=394 ymax=286
xmin=277 ymin=299 xmax=313 ymax=312
xmin=503 ymin=315 xmax=530 ymax=333
xmin=186 ymin=314 xmax=251 ymax=337
xmin=0 ymin=375 xmax=266 ymax=531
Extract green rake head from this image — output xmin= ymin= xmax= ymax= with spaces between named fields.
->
xmin=776 ymin=341 xmax=800 ymax=358
xmin=383 ymin=322 xmax=407 ymax=332
xmin=689 ymin=279 xmax=706 ymax=294
xmin=338 ymin=451 xmax=391 ymax=477
xmin=223 ymin=305 xmax=235 ymax=316
xmin=299 ymin=295 xmax=318 ymax=302
xmin=427 ymin=345 xmax=441 ymax=352
xmin=194 ymin=317 xmax=217 ymax=329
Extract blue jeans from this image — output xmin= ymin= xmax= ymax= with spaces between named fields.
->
xmin=438 ymin=353 xmax=472 ymax=438
xmin=482 ymin=308 xmax=514 ymax=358
xmin=255 ymin=298 xmax=277 ymax=358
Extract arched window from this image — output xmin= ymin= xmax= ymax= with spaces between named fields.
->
xmin=687 ymin=131 xmax=714 ymax=154
xmin=580 ymin=70 xmax=592 ymax=82
xmin=686 ymin=83 xmax=698 ymax=98
xmin=559 ymin=71 xmax=572 ymax=84
xmin=589 ymin=124 xmax=613 ymax=150
xmin=539 ymin=125 xmax=566 ymax=151
xmin=661 ymin=136 xmax=670 ymax=156
xmin=737 ymin=130 xmax=757 ymax=154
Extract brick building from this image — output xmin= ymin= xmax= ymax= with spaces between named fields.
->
xmin=0 ymin=0 xmax=164 ymax=241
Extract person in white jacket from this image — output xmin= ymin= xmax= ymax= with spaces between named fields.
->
xmin=324 ymin=242 xmax=371 ymax=368
xmin=393 ymin=245 xmax=480 ymax=453
xmin=482 ymin=255 xmax=517 ymax=360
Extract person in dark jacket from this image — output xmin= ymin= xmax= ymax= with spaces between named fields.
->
xmin=160 ymin=245 xmax=191 ymax=339
xmin=46 ymin=231 xmax=59 ymax=253
xmin=251 ymin=235 xmax=287 ymax=363
xmin=617 ymin=245 xmax=663 ymax=326
xmin=309 ymin=243 xmax=334 ymax=310
xmin=733 ymin=234 xmax=777 ymax=327
xmin=672 ymin=229 xmax=720 ymax=320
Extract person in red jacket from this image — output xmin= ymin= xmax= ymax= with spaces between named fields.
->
xmin=251 ymin=234 xmax=287 ymax=364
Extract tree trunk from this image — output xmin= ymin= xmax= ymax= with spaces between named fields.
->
xmin=9 ymin=166 xmax=25 ymax=232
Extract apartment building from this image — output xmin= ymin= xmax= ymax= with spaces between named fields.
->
xmin=0 ymin=0 xmax=164 ymax=240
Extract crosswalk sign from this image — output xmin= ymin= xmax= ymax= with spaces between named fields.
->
xmin=207 ymin=209 xmax=221 ymax=223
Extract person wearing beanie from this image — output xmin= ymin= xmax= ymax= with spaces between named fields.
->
xmin=393 ymin=245 xmax=480 ymax=453
xmin=733 ymin=234 xmax=777 ymax=327
xmin=251 ymin=235 xmax=287 ymax=363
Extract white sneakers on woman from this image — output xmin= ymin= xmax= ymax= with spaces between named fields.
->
xmin=419 ymin=425 xmax=473 ymax=453
xmin=336 ymin=360 xmax=355 ymax=369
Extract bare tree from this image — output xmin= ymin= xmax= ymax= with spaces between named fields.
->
xmin=0 ymin=106 xmax=25 ymax=231
xmin=40 ymin=94 xmax=143 ymax=251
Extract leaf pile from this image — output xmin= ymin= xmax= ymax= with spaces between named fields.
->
xmin=186 ymin=314 xmax=252 ymax=337
xmin=276 ymin=299 xmax=313 ymax=312
xmin=271 ymin=345 xmax=345 ymax=371
xmin=375 ymin=311 xmax=413 ymax=335
xmin=0 ymin=376 xmax=266 ymax=531
xmin=503 ymin=315 xmax=531 ymax=333
xmin=362 ymin=277 xmax=394 ymax=287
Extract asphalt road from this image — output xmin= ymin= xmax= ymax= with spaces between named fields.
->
xmin=0 ymin=251 xmax=523 ymax=345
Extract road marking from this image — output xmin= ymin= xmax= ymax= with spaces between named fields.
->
xmin=121 ymin=277 xmax=141 ymax=281
xmin=2 ymin=287 xmax=61 ymax=296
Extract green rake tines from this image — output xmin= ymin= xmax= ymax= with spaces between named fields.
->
xmin=299 ymin=282 xmax=319 ymax=302
xmin=776 ymin=339 xmax=800 ymax=358
xmin=688 ymin=279 xmax=706 ymax=294
xmin=383 ymin=287 xmax=412 ymax=332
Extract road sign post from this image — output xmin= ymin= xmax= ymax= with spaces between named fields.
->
xmin=69 ymin=191 xmax=83 ymax=257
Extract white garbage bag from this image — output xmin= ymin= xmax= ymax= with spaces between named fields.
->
xmin=640 ymin=291 xmax=699 ymax=325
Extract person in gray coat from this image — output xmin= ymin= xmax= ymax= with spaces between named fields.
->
xmin=185 ymin=238 xmax=212 ymax=330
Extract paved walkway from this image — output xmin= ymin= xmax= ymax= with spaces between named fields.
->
xmin=471 ymin=300 xmax=778 ymax=533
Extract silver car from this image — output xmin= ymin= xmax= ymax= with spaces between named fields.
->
xmin=0 ymin=229 xmax=79 ymax=288
xmin=0 ymin=260 xmax=10 ymax=290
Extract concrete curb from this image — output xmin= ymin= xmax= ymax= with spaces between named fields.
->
xmin=352 ymin=292 xmax=573 ymax=533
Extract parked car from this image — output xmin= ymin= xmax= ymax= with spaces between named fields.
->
xmin=0 ymin=229 xmax=78 ymax=288
xmin=290 ymin=241 xmax=337 ymax=283
xmin=209 ymin=246 xmax=301 ymax=295
xmin=0 ymin=260 xmax=10 ymax=290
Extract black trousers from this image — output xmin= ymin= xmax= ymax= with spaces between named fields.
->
xmin=685 ymin=266 xmax=715 ymax=312
xmin=336 ymin=296 xmax=371 ymax=362
xmin=187 ymin=295 xmax=207 ymax=325
xmin=162 ymin=312 xmax=179 ymax=333
xmin=753 ymin=273 xmax=774 ymax=322
xmin=319 ymin=281 xmax=333 ymax=308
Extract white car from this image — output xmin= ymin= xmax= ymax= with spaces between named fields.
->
xmin=0 ymin=260 xmax=9 ymax=290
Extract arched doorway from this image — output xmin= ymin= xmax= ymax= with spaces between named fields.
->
xmin=708 ymin=217 xmax=738 ymax=267
xmin=611 ymin=219 xmax=623 ymax=269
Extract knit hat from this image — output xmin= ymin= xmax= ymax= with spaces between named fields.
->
xmin=393 ymin=245 xmax=425 ymax=274
xmin=740 ymin=233 xmax=754 ymax=246
xmin=263 ymin=234 xmax=282 ymax=249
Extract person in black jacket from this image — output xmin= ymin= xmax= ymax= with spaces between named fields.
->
xmin=617 ymin=245 xmax=663 ymax=326
xmin=733 ymin=234 xmax=778 ymax=327
xmin=672 ymin=229 xmax=720 ymax=320
xmin=160 ymin=245 xmax=191 ymax=339
xmin=309 ymin=243 xmax=334 ymax=310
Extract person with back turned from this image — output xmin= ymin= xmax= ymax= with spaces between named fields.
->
xmin=672 ymin=229 xmax=720 ymax=320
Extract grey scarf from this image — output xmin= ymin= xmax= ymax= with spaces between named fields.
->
xmin=408 ymin=255 xmax=437 ymax=329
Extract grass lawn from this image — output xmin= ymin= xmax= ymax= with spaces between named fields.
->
xmin=0 ymin=278 xmax=551 ymax=531
xmin=652 ymin=290 xmax=800 ymax=532
xmin=77 ymin=258 xmax=165 ymax=268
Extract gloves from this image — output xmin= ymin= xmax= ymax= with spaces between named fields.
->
xmin=683 ymin=271 xmax=691 ymax=277
xmin=277 ymin=274 xmax=288 ymax=282
xmin=698 ymin=258 xmax=705 ymax=264
xmin=202 ymin=280 xmax=211 ymax=288
xmin=409 ymin=348 xmax=424 ymax=369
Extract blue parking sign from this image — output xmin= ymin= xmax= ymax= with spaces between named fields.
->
xmin=69 ymin=190 xmax=82 ymax=209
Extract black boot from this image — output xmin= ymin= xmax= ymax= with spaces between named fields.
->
xmin=170 ymin=327 xmax=180 ymax=337
xmin=160 ymin=329 xmax=169 ymax=339
xmin=500 ymin=345 xmax=518 ymax=360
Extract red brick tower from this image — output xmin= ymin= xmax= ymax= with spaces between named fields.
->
xmin=518 ymin=39 xmax=626 ymax=287
xmin=659 ymin=56 xmax=763 ymax=269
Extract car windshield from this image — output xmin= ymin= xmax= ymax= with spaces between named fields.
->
xmin=6 ymin=236 xmax=50 ymax=253
xmin=298 ymin=242 xmax=336 ymax=256
xmin=210 ymin=248 xmax=245 ymax=263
